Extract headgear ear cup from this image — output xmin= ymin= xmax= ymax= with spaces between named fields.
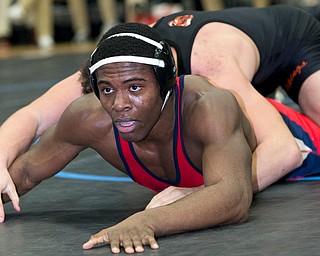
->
xmin=89 ymin=50 xmax=100 ymax=99
xmin=154 ymin=41 xmax=176 ymax=100
xmin=90 ymin=72 xmax=100 ymax=98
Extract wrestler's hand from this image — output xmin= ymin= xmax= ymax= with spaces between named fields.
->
xmin=82 ymin=213 xmax=159 ymax=254
xmin=145 ymin=185 xmax=204 ymax=209
xmin=0 ymin=167 xmax=20 ymax=222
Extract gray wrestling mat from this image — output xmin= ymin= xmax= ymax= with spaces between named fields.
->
xmin=1 ymin=48 xmax=320 ymax=256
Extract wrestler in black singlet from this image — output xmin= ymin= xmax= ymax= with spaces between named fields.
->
xmin=153 ymin=5 xmax=320 ymax=102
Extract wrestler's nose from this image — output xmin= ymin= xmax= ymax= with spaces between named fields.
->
xmin=112 ymin=91 xmax=132 ymax=111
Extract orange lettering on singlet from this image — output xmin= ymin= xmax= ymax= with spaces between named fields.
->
xmin=168 ymin=15 xmax=194 ymax=27
xmin=285 ymin=61 xmax=308 ymax=91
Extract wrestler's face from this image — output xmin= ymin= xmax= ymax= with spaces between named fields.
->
xmin=96 ymin=62 xmax=163 ymax=142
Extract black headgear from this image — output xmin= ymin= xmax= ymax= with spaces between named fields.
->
xmin=89 ymin=32 xmax=176 ymax=100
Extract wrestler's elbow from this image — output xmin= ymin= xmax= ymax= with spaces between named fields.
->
xmin=10 ymin=160 xmax=41 ymax=197
xmin=15 ymin=171 xmax=41 ymax=197
xmin=227 ymin=188 xmax=252 ymax=225
xmin=274 ymin=136 xmax=303 ymax=174
xmin=238 ymin=193 xmax=252 ymax=223
xmin=228 ymin=203 xmax=250 ymax=226
xmin=286 ymin=139 xmax=303 ymax=170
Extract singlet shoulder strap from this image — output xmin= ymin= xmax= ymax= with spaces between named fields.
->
xmin=174 ymin=76 xmax=203 ymax=188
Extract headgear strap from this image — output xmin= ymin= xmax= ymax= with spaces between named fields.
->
xmin=90 ymin=32 xmax=166 ymax=74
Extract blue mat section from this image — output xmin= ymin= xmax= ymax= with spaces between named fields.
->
xmin=55 ymin=171 xmax=133 ymax=182
xmin=291 ymin=176 xmax=320 ymax=181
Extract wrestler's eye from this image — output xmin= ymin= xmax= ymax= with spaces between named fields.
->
xmin=102 ymin=87 xmax=114 ymax=95
xmin=130 ymin=85 xmax=141 ymax=92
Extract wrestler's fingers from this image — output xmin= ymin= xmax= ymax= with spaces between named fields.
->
xmin=132 ymin=236 xmax=144 ymax=253
xmin=0 ymin=188 xmax=20 ymax=223
xmin=109 ymin=233 xmax=128 ymax=254
xmin=0 ymin=201 xmax=4 ymax=223
xmin=142 ymin=234 xmax=159 ymax=250
xmin=7 ymin=188 xmax=21 ymax=213
xmin=110 ymin=241 xmax=121 ymax=254
xmin=120 ymin=236 xmax=143 ymax=254
xmin=82 ymin=230 xmax=109 ymax=250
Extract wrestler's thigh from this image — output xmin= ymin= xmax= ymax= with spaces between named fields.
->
xmin=298 ymin=70 xmax=320 ymax=126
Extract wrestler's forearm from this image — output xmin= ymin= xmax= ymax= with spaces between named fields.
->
xmin=227 ymin=85 xmax=303 ymax=192
xmin=140 ymin=183 xmax=251 ymax=236
xmin=0 ymin=109 xmax=40 ymax=169
xmin=206 ymin=73 xmax=303 ymax=193
xmin=252 ymin=139 xmax=302 ymax=193
xmin=0 ymin=111 xmax=35 ymax=219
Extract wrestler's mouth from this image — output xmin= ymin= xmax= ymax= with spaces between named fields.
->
xmin=114 ymin=120 xmax=137 ymax=133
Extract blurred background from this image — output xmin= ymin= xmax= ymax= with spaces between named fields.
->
xmin=0 ymin=0 xmax=320 ymax=51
